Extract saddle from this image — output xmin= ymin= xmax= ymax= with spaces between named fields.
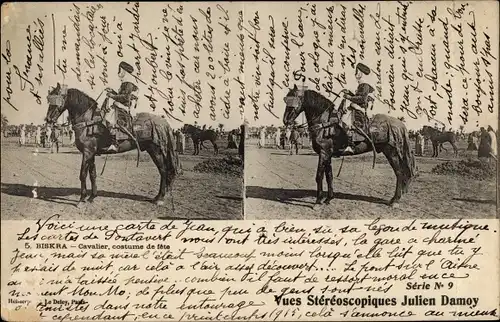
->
xmin=321 ymin=108 xmax=369 ymax=141
xmin=111 ymin=106 xmax=135 ymax=140
xmin=98 ymin=95 xmax=137 ymax=142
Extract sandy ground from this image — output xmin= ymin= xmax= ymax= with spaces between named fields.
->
xmin=245 ymin=139 xmax=497 ymax=219
xmin=1 ymin=137 xmax=243 ymax=220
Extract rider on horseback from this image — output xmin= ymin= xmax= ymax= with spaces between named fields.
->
xmin=103 ymin=61 xmax=139 ymax=152
xmin=339 ymin=63 xmax=374 ymax=155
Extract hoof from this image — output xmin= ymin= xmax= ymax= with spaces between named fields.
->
xmin=388 ymin=199 xmax=400 ymax=208
xmin=324 ymin=198 xmax=333 ymax=205
xmin=76 ymin=201 xmax=85 ymax=208
xmin=87 ymin=196 xmax=95 ymax=203
xmin=389 ymin=202 xmax=400 ymax=209
xmin=153 ymin=199 xmax=164 ymax=206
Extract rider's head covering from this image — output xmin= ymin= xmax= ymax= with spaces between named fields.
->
xmin=119 ymin=61 xmax=134 ymax=74
xmin=355 ymin=63 xmax=370 ymax=75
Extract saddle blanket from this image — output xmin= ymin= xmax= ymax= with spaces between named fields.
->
xmin=132 ymin=120 xmax=154 ymax=142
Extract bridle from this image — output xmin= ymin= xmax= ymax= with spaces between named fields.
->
xmin=284 ymin=89 xmax=342 ymax=131
xmin=47 ymin=86 xmax=68 ymax=124
xmin=46 ymin=87 xmax=104 ymax=126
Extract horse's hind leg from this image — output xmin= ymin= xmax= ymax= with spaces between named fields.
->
xmin=77 ymin=155 xmax=90 ymax=207
xmin=314 ymin=155 xmax=326 ymax=205
xmin=324 ymin=158 xmax=334 ymax=204
xmin=383 ymin=146 xmax=402 ymax=206
xmin=147 ymin=145 xmax=166 ymax=205
xmin=87 ymin=156 xmax=98 ymax=202
xmin=195 ymin=140 xmax=200 ymax=155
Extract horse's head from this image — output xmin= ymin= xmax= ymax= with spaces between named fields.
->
xmin=181 ymin=124 xmax=192 ymax=134
xmin=421 ymin=125 xmax=433 ymax=137
xmin=283 ymin=85 xmax=305 ymax=127
xmin=45 ymin=83 xmax=68 ymax=124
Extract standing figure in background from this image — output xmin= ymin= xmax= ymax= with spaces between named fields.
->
xmin=41 ymin=126 xmax=46 ymax=148
xmin=488 ymin=125 xmax=497 ymax=159
xmin=35 ymin=126 xmax=41 ymax=147
xmin=19 ymin=125 xmax=26 ymax=146
xmin=46 ymin=125 xmax=52 ymax=149
xmin=69 ymin=125 xmax=75 ymax=145
xmin=259 ymin=127 xmax=265 ymax=148
xmin=478 ymin=127 xmax=491 ymax=159
xmin=289 ymin=127 xmax=299 ymax=155
xmin=227 ymin=130 xmax=238 ymax=149
xmin=285 ymin=127 xmax=291 ymax=149
xmin=467 ymin=133 xmax=478 ymax=151
xmin=415 ymin=131 xmax=423 ymax=156
xmin=177 ymin=130 xmax=185 ymax=154
xmin=275 ymin=127 xmax=281 ymax=149
xmin=50 ymin=125 xmax=60 ymax=153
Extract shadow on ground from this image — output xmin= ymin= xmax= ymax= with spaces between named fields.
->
xmin=246 ymin=185 xmax=388 ymax=207
xmin=1 ymin=182 xmax=151 ymax=206
xmin=452 ymin=197 xmax=496 ymax=205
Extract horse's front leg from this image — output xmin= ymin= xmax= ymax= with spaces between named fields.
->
xmin=451 ymin=142 xmax=459 ymax=157
xmin=77 ymin=155 xmax=90 ymax=207
xmin=324 ymin=158 xmax=334 ymax=204
xmin=87 ymin=155 xmax=98 ymax=202
xmin=147 ymin=147 xmax=167 ymax=205
xmin=213 ymin=141 xmax=218 ymax=155
xmin=315 ymin=155 xmax=326 ymax=205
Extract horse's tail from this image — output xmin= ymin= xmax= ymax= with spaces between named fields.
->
xmin=165 ymin=125 xmax=181 ymax=178
xmin=401 ymin=125 xmax=417 ymax=186
xmin=147 ymin=117 xmax=181 ymax=181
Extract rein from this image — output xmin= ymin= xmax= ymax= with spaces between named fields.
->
xmin=72 ymin=90 xmax=104 ymax=127
xmin=300 ymin=94 xmax=341 ymax=133
xmin=50 ymin=89 xmax=104 ymax=128
xmin=285 ymin=90 xmax=343 ymax=132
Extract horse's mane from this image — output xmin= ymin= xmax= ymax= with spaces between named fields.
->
xmin=304 ymin=90 xmax=337 ymax=112
xmin=65 ymin=88 xmax=98 ymax=110
xmin=422 ymin=125 xmax=439 ymax=133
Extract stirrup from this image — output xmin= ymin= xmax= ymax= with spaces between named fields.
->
xmin=107 ymin=144 xmax=118 ymax=152
xmin=342 ymin=146 xmax=354 ymax=155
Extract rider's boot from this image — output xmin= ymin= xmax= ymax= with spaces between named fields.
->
xmin=342 ymin=130 xmax=355 ymax=155
xmin=107 ymin=133 xmax=118 ymax=152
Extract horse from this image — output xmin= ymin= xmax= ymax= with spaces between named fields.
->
xmin=283 ymin=85 xmax=416 ymax=207
xmin=182 ymin=124 xmax=219 ymax=155
xmin=44 ymin=83 xmax=179 ymax=207
xmin=421 ymin=125 xmax=458 ymax=157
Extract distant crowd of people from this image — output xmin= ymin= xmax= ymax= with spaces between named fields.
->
xmin=257 ymin=126 xmax=305 ymax=155
xmin=16 ymin=124 xmax=74 ymax=153
xmin=477 ymin=126 xmax=497 ymax=159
